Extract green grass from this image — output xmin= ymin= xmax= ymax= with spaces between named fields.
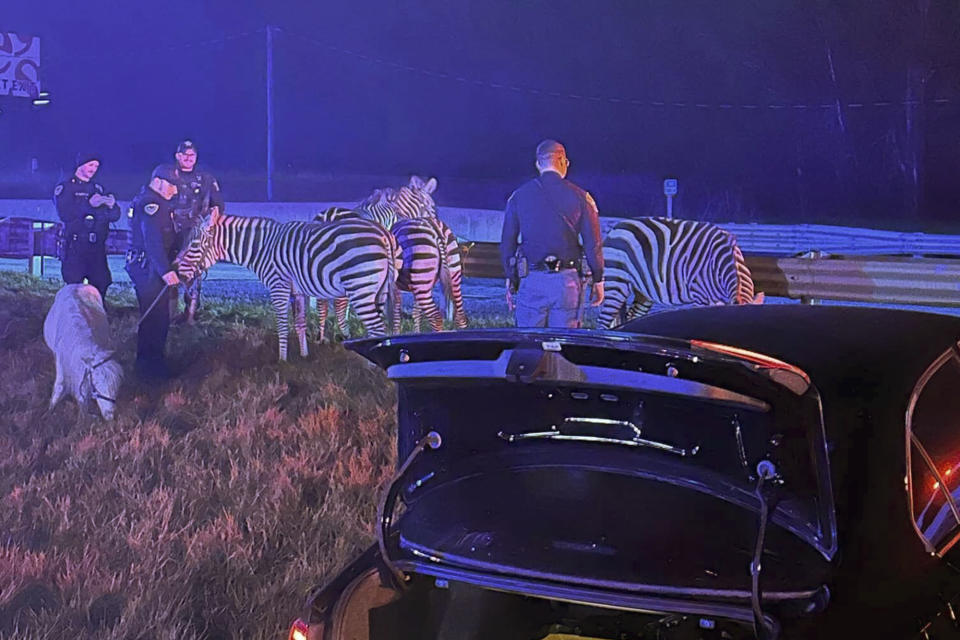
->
xmin=0 ymin=272 xmax=413 ymax=639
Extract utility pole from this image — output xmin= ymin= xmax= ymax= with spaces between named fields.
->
xmin=266 ymin=25 xmax=275 ymax=201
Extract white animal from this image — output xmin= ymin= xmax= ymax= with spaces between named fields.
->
xmin=43 ymin=284 xmax=123 ymax=420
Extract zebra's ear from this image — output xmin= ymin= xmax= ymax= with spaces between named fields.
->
xmin=752 ymin=291 xmax=766 ymax=305
xmin=423 ymin=177 xmax=437 ymax=194
xmin=408 ymin=175 xmax=425 ymax=189
xmin=208 ymin=207 xmax=222 ymax=225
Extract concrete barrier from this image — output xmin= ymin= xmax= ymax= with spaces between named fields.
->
xmin=0 ymin=199 xmax=508 ymax=239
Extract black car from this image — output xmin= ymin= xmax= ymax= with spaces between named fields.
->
xmin=288 ymin=305 xmax=960 ymax=640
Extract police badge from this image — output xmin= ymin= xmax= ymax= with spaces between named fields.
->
xmin=145 ymin=203 xmax=160 ymax=216
xmin=54 ymin=184 xmax=63 ymax=197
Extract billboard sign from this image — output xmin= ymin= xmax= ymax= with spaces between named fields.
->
xmin=0 ymin=32 xmax=41 ymax=98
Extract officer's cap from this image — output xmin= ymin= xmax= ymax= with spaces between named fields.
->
xmin=535 ymin=139 xmax=566 ymax=160
xmin=75 ymin=151 xmax=101 ymax=168
xmin=150 ymin=164 xmax=179 ymax=183
xmin=176 ymin=139 xmax=197 ymax=154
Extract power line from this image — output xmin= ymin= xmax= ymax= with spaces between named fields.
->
xmin=281 ymin=27 xmax=959 ymax=112
xmin=0 ymin=28 xmax=265 ymax=66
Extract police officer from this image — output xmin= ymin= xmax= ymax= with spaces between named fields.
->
xmin=171 ymin=139 xmax=224 ymax=323
xmin=53 ymin=153 xmax=122 ymax=299
xmin=500 ymin=139 xmax=604 ymax=328
xmin=126 ymin=165 xmax=181 ymax=380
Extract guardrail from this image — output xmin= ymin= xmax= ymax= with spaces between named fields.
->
xmin=0 ymin=218 xmax=131 ymax=275
xmin=6 ymin=216 xmax=960 ymax=308
xmin=459 ymin=242 xmax=960 ymax=308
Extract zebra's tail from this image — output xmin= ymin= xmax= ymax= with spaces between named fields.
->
xmin=383 ymin=234 xmax=402 ymax=334
xmin=432 ymin=219 xmax=455 ymax=322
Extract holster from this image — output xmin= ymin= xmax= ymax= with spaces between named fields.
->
xmin=516 ymin=254 xmax=529 ymax=278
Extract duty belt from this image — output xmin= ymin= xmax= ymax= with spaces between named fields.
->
xmin=125 ymin=249 xmax=146 ymax=266
xmin=531 ymin=256 xmax=578 ymax=272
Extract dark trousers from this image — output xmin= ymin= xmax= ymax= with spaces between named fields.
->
xmin=61 ymin=243 xmax=112 ymax=299
xmin=125 ymin=260 xmax=172 ymax=375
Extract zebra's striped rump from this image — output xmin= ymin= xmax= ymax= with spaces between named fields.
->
xmin=389 ymin=217 xmax=468 ymax=331
xmin=177 ymin=214 xmax=399 ymax=360
xmin=598 ymin=217 xmax=759 ymax=329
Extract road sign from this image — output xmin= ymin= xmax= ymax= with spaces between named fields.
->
xmin=663 ymin=178 xmax=678 ymax=196
xmin=1 ymin=33 xmax=41 ymax=99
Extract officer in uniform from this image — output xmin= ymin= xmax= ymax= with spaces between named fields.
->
xmin=53 ymin=153 xmax=122 ymax=299
xmin=171 ymin=139 xmax=224 ymax=323
xmin=126 ymin=165 xmax=181 ymax=379
xmin=500 ymin=139 xmax=604 ymax=328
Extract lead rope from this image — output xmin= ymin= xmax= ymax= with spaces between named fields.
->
xmin=752 ymin=460 xmax=779 ymax=640
xmin=137 ymin=284 xmax=172 ymax=327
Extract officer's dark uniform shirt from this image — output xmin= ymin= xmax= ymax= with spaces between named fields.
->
xmin=500 ymin=170 xmax=604 ymax=283
xmin=53 ymin=176 xmax=121 ymax=244
xmin=172 ymin=167 xmax=223 ymax=234
xmin=129 ymin=186 xmax=178 ymax=277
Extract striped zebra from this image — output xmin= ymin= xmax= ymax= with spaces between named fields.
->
xmin=598 ymin=217 xmax=764 ymax=329
xmin=355 ymin=175 xmax=438 ymax=228
xmin=362 ymin=176 xmax=467 ymax=324
xmin=176 ymin=211 xmax=399 ymax=361
xmin=392 ymin=217 xmax=468 ymax=331
xmin=313 ymin=207 xmax=468 ymax=333
xmin=310 ymin=206 xmax=401 ymax=339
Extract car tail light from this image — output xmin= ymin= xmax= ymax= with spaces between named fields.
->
xmin=288 ymin=618 xmax=309 ymax=640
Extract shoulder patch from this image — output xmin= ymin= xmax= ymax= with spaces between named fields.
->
xmin=144 ymin=203 xmax=160 ymax=216
xmin=54 ymin=184 xmax=63 ymax=197
xmin=212 ymin=180 xmax=220 ymax=191
xmin=95 ymin=184 xmax=104 ymax=193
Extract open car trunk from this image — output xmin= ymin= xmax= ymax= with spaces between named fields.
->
xmin=310 ymin=329 xmax=839 ymax=638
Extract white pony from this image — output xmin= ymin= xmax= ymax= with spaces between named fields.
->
xmin=43 ymin=284 xmax=123 ymax=420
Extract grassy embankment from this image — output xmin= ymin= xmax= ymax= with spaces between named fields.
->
xmin=0 ymin=271 xmax=429 ymax=639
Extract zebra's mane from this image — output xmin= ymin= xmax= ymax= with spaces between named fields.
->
xmin=221 ymin=214 xmax=279 ymax=226
xmin=358 ymin=188 xmax=391 ymax=209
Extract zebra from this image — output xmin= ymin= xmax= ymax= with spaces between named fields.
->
xmin=361 ymin=176 xmax=467 ymax=324
xmin=310 ymin=206 xmax=401 ymax=340
xmin=176 ymin=211 xmax=399 ymax=361
xmin=313 ymin=206 xmax=468 ymax=333
xmin=598 ymin=217 xmax=764 ymax=329
xmin=355 ymin=175 xmax=438 ymax=229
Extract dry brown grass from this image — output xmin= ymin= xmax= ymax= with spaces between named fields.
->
xmin=0 ymin=272 xmax=398 ymax=639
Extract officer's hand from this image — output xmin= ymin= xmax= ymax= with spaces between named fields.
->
xmin=88 ymin=193 xmax=105 ymax=207
xmin=590 ymin=281 xmax=604 ymax=307
xmin=505 ymin=278 xmax=515 ymax=311
xmin=103 ymin=194 xmax=117 ymax=208
xmin=162 ymin=271 xmax=181 ymax=287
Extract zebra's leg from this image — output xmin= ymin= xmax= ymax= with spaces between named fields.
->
xmin=268 ymin=286 xmax=292 ymax=361
xmin=413 ymin=289 xmax=443 ymax=332
xmin=334 ymin=298 xmax=350 ymax=339
xmin=597 ymin=279 xmax=630 ymax=329
xmin=184 ymin=277 xmax=201 ymax=325
xmin=316 ymin=299 xmax=328 ymax=343
xmin=412 ymin=305 xmax=422 ymax=333
xmin=391 ymin=282 xmax=402 ymax=335
xmin=293 ymin=295 xmax=309 ymax=358
xmin=447 ymin=268 xmax=468 ymax=329
xmin=349 ymin=288 xmax=387 ymax=337
xmin=626 ymin=293 xmax=653 ymax=321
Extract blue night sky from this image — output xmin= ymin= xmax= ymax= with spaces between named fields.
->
xmin=3 ymin=0 xmax=959 ymax=223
